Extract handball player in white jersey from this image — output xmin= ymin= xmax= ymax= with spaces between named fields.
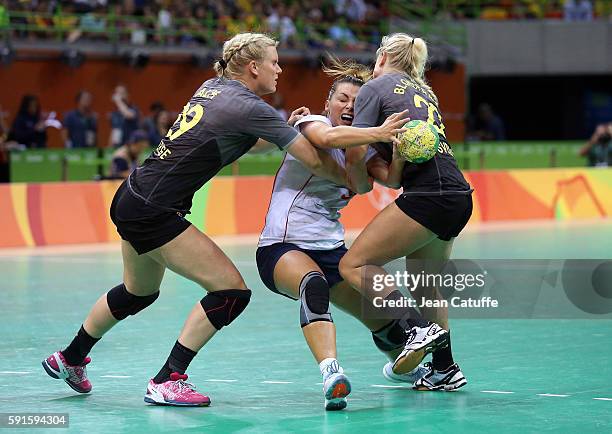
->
xmin=256 ymin=58 xmax=446 ymax=410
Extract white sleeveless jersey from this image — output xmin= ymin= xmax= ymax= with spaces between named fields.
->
xmin=258 ymin=115 xmax=376 ymax=250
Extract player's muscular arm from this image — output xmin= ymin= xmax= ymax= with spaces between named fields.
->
xmin=367 ymin=145 xmax=405 ymax=189
xmin=286 ymin=135 xmax=348 ymax=187
xmin=301 ymin=111 xmax=409 ymax=149
xmin=345 ymin=146 xmax=373 ymax=194
xmin=113 ymin=96 xmax=137 ymax=119
xmin=248 ymin=139 xmax=277 ymax=154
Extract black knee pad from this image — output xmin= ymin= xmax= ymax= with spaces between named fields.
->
xmin=200 ymin=289 xmax=252 ymax=330
xmin=299 ymin=271 xmax=332 ymax=328
xmin=372 ymin=313 xmax=430 ymax=352
xmin=372 ymin=319 xmax=408 ymax=351
xmin=107 ymin=283 xmax=160 ymax=320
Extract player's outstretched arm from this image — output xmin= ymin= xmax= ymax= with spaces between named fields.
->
xmin=248 ymin=139 xmax=277 ymax=154
xmin=286 ymin=135 xmax=348 ymax=187
xmin=301 ymin=110 xmax=409 ymax=149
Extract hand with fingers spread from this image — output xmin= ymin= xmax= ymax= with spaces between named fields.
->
xmin=375 ymin=110 xmax=410 ymax=143
xmin=288 ymin=106 xmax=311 ymax=127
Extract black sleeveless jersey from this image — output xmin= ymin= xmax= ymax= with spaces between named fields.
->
xmin=353 ymin=73 xmax=471 ymax=196
xmin=127 ymin=78 xmax=300 ymax=213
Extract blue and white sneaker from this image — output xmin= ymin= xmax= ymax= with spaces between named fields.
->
xmin=413 ymin=363 xmax=467 ymax=391
xmin=392 ymin=322 xmax=449 ymax=375
xmin=322 ymin=362 xmax=351 ymax=411
xmin=382 ymin=361 xmax=428 ymax=384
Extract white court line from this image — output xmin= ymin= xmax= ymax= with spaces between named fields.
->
xmin=205 ymin=379 xmax=238 ymax=383
xmin=100 ymin=375 xmax=132 ymax=378
xmin=0 ymin=371 xmax=31 ymax=375
xmin=481 ymin=390 xmax=515 ymax=394
xmin=593 ymin=398 xmax=612 ymax=401
xmin=262 ymin=381 xmax=293 ymax=384
xmin=371 ymin=384 xmax=411 ymax=389
xmin=537 ymin=394 xmax=569 ymax=398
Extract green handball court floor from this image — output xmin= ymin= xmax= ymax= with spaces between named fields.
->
xmin=0 ymin=221 xmax=611 ymax=433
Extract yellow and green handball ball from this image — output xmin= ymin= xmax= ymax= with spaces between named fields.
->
xmin=397 ymin=120 xmax=440 ymax=163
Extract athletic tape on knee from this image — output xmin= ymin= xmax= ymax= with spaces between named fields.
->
xmin=200 ymin=289 xmax=252 ymax=330
xmin=107 ymin=283 xmax=160 ymax=320
xmin=299 ymin=271 xmax=332 ymax=328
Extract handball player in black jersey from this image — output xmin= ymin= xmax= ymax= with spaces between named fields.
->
xmin=339 ymin=33 xmax=473 ymax=391
xmin=41 ymin=32 xmax=408 ymax=406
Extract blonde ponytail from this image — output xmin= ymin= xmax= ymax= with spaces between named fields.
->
xmin=214 ymin=33 xmax=278 ymax=79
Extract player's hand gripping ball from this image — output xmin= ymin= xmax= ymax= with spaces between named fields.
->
xmin=397 ymin=120 xmax=439 ymax=163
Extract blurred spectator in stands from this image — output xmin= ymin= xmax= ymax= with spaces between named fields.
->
xmin=266 ymin=3 xmax=281 ymax=34
xmin=142 ymin=101 xmax=165 ymax=138
xmin=595 ymin=0 xmax=612 ymax=18
xmin=271 ymin=94 xmax=288 ymax=121
xmin=109 ymin=130 xmax=149 ymax=179
xmin=480 ymin=2 xmax=510 ymax=20
xmin=302 ymin=8 xmax=333 ymax=49
xmin=157 ymin=4 xmax=173 ymax=44
xmin=345 ymin=0 xmax=368 ymax=22
xmin=564 ymin=0 xmax=593 ymax=21
xmin=468 ymin=103 xmax=506 ymax=141
xmin=68 ymin=5 xmax=107 ymax=43
xmin=328 ymin=17 xmax=366 ymax=50
xmin=53 ymin=3 xmax=79 ymax=37
xmin=7 ymin=95 xmax=48 ymax=148
xmin=147 ymin=109 xmax=171 ymax=147
xmin=62 ymin=91 xmax=97 ymax=148
xmin=279 ymin=6 xmax=299 ymax=48
xmin=188 ymin=4 xmax=210 ymax=45
xmin=109 ymin=85 xmax=140 ymax=148
xmin=543 ymin=1 xmax=564 ymax=18
xmin=580 ymin=122 xmax=612 ymax=167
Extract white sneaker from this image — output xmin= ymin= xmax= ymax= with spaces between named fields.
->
xmin=392 ymin=322 xmax=449 ymax=375
xmin=322 ymin=361 xmax=351 ymax=411
xmin=413 ymin=363 xmax=467 ymax=391
xmin=382 ymin=361 xmax=428 ymax=383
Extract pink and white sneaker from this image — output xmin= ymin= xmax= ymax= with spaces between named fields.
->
xmin=42 ymin=351 xmax=92 ymax=393
xmin=144 ymin=373 xmax=211 ymax=407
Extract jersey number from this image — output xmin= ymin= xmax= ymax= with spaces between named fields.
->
xmin=166 ymin=103 xmax=204 ymax=141
xmin=413 ymin=94 xmax=446 ymax=138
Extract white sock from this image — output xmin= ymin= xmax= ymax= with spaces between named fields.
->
xmin=319 ymin=358 xmax=340 ymax=379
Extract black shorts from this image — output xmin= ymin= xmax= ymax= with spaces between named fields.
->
xmin=110 ymin=181 xmax=192 ymax=255
xmin=394 ymin=193 xmax=473 ymax=241
xmin=255 ymin=243 xmax=347 ymax=300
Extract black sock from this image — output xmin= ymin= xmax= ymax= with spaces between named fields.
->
xmin=62 ymin=325 xmax=100 ymax=366
xmin=153 ymin=341 xmax=197 ymax=384
xmin=432 ymin=332 xmax=454 ymax=371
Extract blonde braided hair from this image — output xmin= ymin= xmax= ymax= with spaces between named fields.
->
xmin=214 ymin=33 xmax=278 ymax=79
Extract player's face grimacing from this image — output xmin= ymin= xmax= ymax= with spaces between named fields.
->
xmin=254 ymin=46 xmax=282 ymax=96
xmin=325 ymin=82 xmax=360 ymax=127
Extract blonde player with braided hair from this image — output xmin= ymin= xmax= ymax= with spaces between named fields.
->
xmin=256 ymin=56 xmax=441 ymax=410
xmin=340 ymin=33 xmax=473 ymax=391
xmin=42 ymin=33 xmax=407 ymax=407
